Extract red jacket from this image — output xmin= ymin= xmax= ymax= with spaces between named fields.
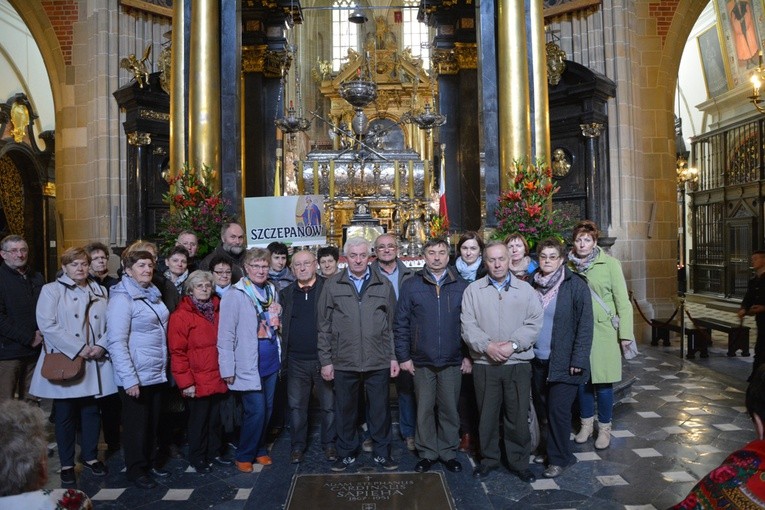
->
xmin=168 ymin=295 xmax=228 ymax=397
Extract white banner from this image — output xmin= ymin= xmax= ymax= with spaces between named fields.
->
xmin=243 ymin=195 xmax=326 ymax=247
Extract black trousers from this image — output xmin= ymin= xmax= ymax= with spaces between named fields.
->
xmin=97 ymin=393 xmax=122 ymax=449
xmin=334 ymin=368 xmax=391 ymax=458
xmin=119 ymin=383 xmax=165 ymax=480
xmin=187 ymin=393 xmax=225 ymax=467
xmin=287 ymin=357 xmax=335 ymax=452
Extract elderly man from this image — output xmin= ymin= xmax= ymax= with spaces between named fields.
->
xmin=177 ymin=231 xmax=199 ymax=271
xmin=280 ymin=250 xmax=335 ymax=463
xmin=395 ymin=238 xmax=470 ymax=473
xmin=0 ymin=235 xmax=44 ymax=402
xmin=461 ymin=241 xmax=543 ymax=482
xmin=200 ymin=222 xmax=246 ymax=283
xmin=318 ymin=237 xmax=399 ymax=472
xmin=371 ymin=233 xmax=416 ymax=450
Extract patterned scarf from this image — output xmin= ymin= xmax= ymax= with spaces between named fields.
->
xmin=191 ymin=296 xmax=215 ymax=323
xmin=568 ymin=246 xmax=600 ymax=274
xmin=123 ymin=274 xmax=162 ymax=303
xmin=533 ymin=265 xmax=565 ymax=309
xmin=240 ymin=277 xmax=276 ymax=339
xmin=509 ymin=256 xmax=532 ymax=279
xmin=455 ymin=256 xmax=482 ymax=282
xmin=165 ymin=269 xmax=189 ymax=294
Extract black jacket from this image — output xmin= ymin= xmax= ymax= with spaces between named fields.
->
xmin=279 ymin=276 xmax=325 ymax=364
xmin=0 ymin=263 xmax=44 ymax=360
xmin=532 ymin=267 xmax=594 ymax=384
xmin=741 ymin=272 xmax=765 ymax=327
xmin=394 ymin=266 xmax=469 ymax=368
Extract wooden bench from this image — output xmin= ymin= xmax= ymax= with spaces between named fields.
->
xmin=650 ymin=318 xmax=710 ymax=358
xmin=692 ymin=317 xmax=750 ymax=357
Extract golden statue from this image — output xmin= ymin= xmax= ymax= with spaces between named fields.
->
xmin=120 ymin=44 xmax=152 ymax=88
xmin=10 ymin=101 xmax=30 ymax=143
xmin=551 ymin=148 xmax=572 ymax=177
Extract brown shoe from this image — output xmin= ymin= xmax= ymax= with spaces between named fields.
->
xmin=325 ymin=447 xmax=338 ymax=462
xmin=235 ymin=461 xmax=253 ymax=473
xmin=458 ymin=433 xmax=473 ymax=453
xmin=256 ymin=455 xmax=272 ymax=466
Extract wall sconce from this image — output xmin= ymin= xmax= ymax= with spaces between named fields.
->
xmin=676 ymin=155 xmax=698 ymax=189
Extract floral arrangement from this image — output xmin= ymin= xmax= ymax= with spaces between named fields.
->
xmin=158 ymin=164 xmax=235 ymax=258
xmin=493 ymin=158 xmax=574 ymax=250
xmin=429 ymin=213 xmax=449 ymax=239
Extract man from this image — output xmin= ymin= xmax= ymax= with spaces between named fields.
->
xmin=176 ymin=231 xmax=199 ymax=271
xmin=280 ymin=250 xmax=336 ymax=463
xmin=394 ymin=238 xmax=470 ymax=473
xmin=461 ymin=241 xmax=543 ymax=482
xmin=738 ymin=250 xmax=765 ymax=379
xmin=209 ymin=255 xmax=233 ymax=297
xmin=318 ymin=246 xmax=340 ymax=278
xmin=200 ymin=222 xmax=246 ymax=283
xmin=318 ymin=236 xmax=400 ymax=472
xmin=301 ymin=197 xmax=321 ymax=226
xmin=370 ymin=233 xmax=416 ymax=451
xmin=85 ymin=242 xmax=119 ymax=291
xmin=672 ymin=365 xmax=765 ymax=508
xmin=267 ymin=241 xmax=295 ymax=291
xmin=0 ymin=235 xmax=45 ymax=402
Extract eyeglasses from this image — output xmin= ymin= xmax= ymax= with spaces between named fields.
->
xmin=213 ymin=270 xmax=232 ymax=276
xmin=246 ymin=263 xmax=269 ymax=271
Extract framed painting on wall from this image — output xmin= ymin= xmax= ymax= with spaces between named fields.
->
xmin=697 ymin=26 xmax=732 ymax=98
xmin=715 ymin=0 xmax=763 ymax=85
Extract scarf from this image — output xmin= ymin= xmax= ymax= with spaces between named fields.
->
xmin=123 ymin=274 xmax=162 ymax=303
xmin=240 ymin=277 xmax=276 ymax=339
xmin=191 ymin=296 xmax=215 ymax=323
xmin=455 ymin=256 xmax=482 ymax=282
xmin=568 ymin=246 xmax=600 ymax=274
xmin=165 ymin=269 xmax=189 ymax=294
xmin=509 ymin=256 xmax=532 ymax=279
xmin=534 ymin=265 xmax=565 ymax=309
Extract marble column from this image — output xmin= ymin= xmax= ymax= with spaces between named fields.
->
xmin=581 ymin=122 xmax=604 ymax=228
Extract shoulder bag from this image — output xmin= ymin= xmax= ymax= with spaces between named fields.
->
xmin=588 ymin=285 xmax=638 ymax=360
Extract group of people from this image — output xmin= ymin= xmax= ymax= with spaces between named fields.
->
xmin=0 ymin=217 xmax=637 ymax=492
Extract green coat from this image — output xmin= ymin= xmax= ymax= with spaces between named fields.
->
xmin=568 ymin=249 xmax=633 ymax=383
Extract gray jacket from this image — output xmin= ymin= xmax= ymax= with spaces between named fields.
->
xmin=461 ymin=274 xmax=543 ymax=365
xmin=317 ymin=268 xmax=396 ymax=372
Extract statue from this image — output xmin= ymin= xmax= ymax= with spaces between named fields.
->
xmin=364 ymin=16 xmax=397 ymax=52
xmin=120 ymin=44 xmax=152 ymax=88
xmin=551 ymin=148 xmax=572 ymax=177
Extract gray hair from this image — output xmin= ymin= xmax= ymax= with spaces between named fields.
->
xmin=343 ymin=236 xmax=372 ymax=257
xmin=484 ymin=240 xmax=509 ymax=257
xmin=183 ymin=270 xmax=215 ymax=295
xmin=243 ymin=247 xmax=270 ymax=266
xmin=0 ymin=235 xmax=26 ymax=252
xmin=220 ymin=222 xmax=243 ymax=238
xmin=0 ymin=400 xmax=48 ymax=496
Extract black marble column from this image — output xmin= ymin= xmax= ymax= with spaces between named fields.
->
xmin=243 ymin=73 xmax=282 ymax=198
xmin=220 ymin=2 xmax=241 ymax=215
xmin=458 ymin=69 xmax=481 ymax=231
xmin=476 ymin=0 xmax=499 ymax=227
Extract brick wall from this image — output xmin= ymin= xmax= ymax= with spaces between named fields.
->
xmin=648 ymin=0 xmax=681 ymax=42
xmin=41 ymin=0 xmax=78 ymax=66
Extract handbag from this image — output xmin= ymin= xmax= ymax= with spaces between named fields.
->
xmin=588 ymin=285 xmax=638 ymax=359
xmin=41 ymin=344 xmax=85 ymax=382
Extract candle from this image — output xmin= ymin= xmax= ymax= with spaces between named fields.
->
xmin=423 ymin=160 xmax=430 ymax=197
xmin=329 ymin=160 xmax=335 ymax=199
xmin=297 ymin=160 xmax=304 ymax=195
xmin=408 ymin=161 xmax=415 ymax=199
xmin=393 ymin=160 xmax=400 ymax=200
xmin=313 ymin=161 xmax=319 ymax=195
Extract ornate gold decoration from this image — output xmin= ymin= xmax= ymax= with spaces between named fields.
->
xmin=454 ymin=43 xmax=478 ymax=70
xmin=120 ymin=44 xmax=152 ymax=88
xmin=10 ymin=102 xmax=29 ymax=143
xmin=158 ymin=40 xmax=172 ymax=95
xmin=580 ymin=122 xmax=603 ymax=138
xmin=431 ymin=49 xmax=458 ymax=75
xmin=153 ymin=146 xmax=168 ymax=156
xmin=0 ymin=156 xmax=25 ymax=235
xmin=119 ymin=0 xmax=172 ymax=18
xmin=139 ymin=108 xmax=170 ymax=121
xmin=264 ymin=49 xmax=292 ymax=78
xmin=312 ymin=59 xmax=333 ymax=83
xmin=127 ymin=131 xmax=152 ymax=146
xmin=546 ymin=41 xmax=567 ymax=85
xmin=551 ymin=148 xmax=571 ymax=177
xmin=42 ymin=182 xmax=56 ymax=197
xmin=242 ymin=45 xmax=267 ymax=73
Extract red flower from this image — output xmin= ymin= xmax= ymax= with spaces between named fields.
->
xmin=524 ymin=181 xmax=537 ymax=191
xmin=59 ymin=489 xmax=85 ymax=510
xmin=525 ymin=204 xmax=542 ymax=217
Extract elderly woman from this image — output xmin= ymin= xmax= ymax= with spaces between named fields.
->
xmin=0 ymin=400 xmax=92 ymax=509
xmin=531 ymin=238 xmax=593 ymax=478
xmin=567 ymin=220 xmax=634 ymax=450
xmin=164 ymin=245 xmax=190 ymax=295
xmin=168 ymin=270 xmax=229 ymax=473
xmin=29 ymin=247 xmax=116 ymax=486
xmin=218 ymin=248 xmax=282 ymax=473
xmin=107 ymin=249 xmax=170 ymax=489
xmin=504 ymin=233 xmax=538 ymax=282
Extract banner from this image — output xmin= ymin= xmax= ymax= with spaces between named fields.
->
xmin=243 ymin=195 xmax=326 ymax=247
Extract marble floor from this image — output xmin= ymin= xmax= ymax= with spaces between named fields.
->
xmin=40 ymin=339 xmax=756 ymax=509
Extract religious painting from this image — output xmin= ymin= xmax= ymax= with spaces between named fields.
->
xmin=697 ymin=26 xmax=732 ymax=98
xmin=715 ymin=0 xmax=763 ymax=85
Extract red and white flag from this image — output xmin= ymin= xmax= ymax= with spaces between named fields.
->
xmin=439 ymin=157 xmax=449 ymax=227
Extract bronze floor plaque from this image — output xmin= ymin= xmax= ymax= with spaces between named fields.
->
xmin=284 ymin=472 xmax=456 ymax=510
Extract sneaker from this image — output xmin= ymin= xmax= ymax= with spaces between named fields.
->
xmin=149 ymin=467 xmax=171 ymax=478
xmin=372 ymin=455 xmax=399 ymax=470
xmin=60 ymin=467 xmax=76 ymax=485
xmin=324 ymin=446 xmax=338 ymax=462
xmin=212 ymin=456 xmax=233 ymax=466
xmin=291 ymin=451 xmax=304 ymax=464
xmin=362 ymin=438 xmax=373 ymax=452
xmin=331 ymin=456 xmax=356 ymax=472
xmin=191 ymin=463 xmax=212 ymax=474
xmin=82 ymin=460 xmax=108 ymax=476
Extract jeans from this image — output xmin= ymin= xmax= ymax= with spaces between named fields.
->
xmin=287 ymin=357 xmax=335 ymax=451
xmin=237 ymin=372 xmax=278 ymax=462
xmin=54 ymin=397 xmax=101 ymax=467
xmin=578 ymin=380 xmax=614 ymax=423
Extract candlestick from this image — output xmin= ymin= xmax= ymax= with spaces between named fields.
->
xmin=408 ymin=161 xmax=415 ymax=199
xmin=313 ymin=161 xmax=319 ymax=195
xmin=329 ymin=160 xmax=335 ymax=199
xmin=393 ymin=160 xmax=400 ymax=200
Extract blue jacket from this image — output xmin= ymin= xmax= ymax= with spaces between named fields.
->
xmin=105 ymin=276 xmax=169 ymax=389
xmin=394 ymin=267 xmax=469 ymax=368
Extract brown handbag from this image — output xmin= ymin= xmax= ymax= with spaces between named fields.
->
xmin=41 ymin=346 xmax=85 ymax=382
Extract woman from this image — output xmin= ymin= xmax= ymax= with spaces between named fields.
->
xmin=504 ymin=233 xmax=538 ymax=282
xmin=531 ymin=238 xmax=593 ymax=478
xmin=218 ymin=248 xmax=282 ymax=473
xmin=168 ymin=270 xmax=229 ymax=473
xmin=106 ymin=250 xmax=170 ymax=489
xmin=567 ymin=220 xmax=634 ymax=449
xmin=123 ymin=240 xmax=179 ymax=312
xmin=451 ymin=231 xmax=485 ymax=455
xmin=164 ymin=245 xmax=190 ymax=295
xmin=29 ymin=247 xmax=117 ymax=486
xmin=0 ymin=400 xmax=92 ymax=509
